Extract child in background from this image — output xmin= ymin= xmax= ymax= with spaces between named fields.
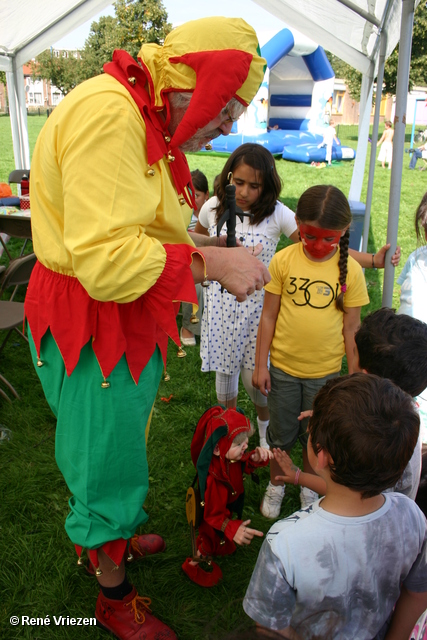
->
xmin=397 ymin=192 xmax=427 ymax=443
xmin=243 ymin=374 xmax=427 ymax=640
xmin=196 ymin=146 xmax=389 ymax=451
xmin=182 ymin=406 xmax=272 ymax=587
xmin=195 ymin=144 xmax=300 ymax=448
xmin=318 ymin=118 xmax=340 ymax=165
xmin=275 ymin=308 xmax=427 ymax=503
xmin=377 ymin=120 xmax=394 ymax=169
xmin=253 ymin=185 xmax=369 ymax=517
xmin=180 ymin=169 xmax=210 ymax=346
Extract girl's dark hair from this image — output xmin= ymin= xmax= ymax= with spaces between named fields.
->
xmin=191 ymin=169 xmax=209 ymax=194
xmin=415 ymin=191 xmax=427 ymax=243
xmin=215 ymin=143 xmax=282 ymax=226
xmin=296 ymin=184 xmax=352 ymax=312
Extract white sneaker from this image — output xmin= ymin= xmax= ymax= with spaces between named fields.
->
xmin=259 ymin=437 xmax=270 ymax=450
xmin=300 ymin=486 xmax=319 ymax=509
xmin=260 ymin=482 xmax=285 ymax=519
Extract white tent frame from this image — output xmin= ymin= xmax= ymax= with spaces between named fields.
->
xmin=254 ymin=0 xmax=419 ymax=306
xmin=0 ymin=0 xmax=111 ymax=170
xmin=0 ymin=0 xmax=420 ymax=306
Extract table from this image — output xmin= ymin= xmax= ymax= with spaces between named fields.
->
xmin=0 ymin=209 xmax=32 ymax=260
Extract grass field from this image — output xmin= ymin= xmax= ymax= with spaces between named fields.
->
xmin=0 ymin=115 xmax=426 ymax=639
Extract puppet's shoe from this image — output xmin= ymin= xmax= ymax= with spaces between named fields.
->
xmin=96 ymin=587 xmax=177 ymax=639
xmin=127 ymin=533 xmax=166 ymax=562
xmin=181 ymin=557 xmax=222 ymax=587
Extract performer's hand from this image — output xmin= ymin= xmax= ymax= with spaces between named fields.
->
xmin=252 ymin=367 xmax=271 ymax=397
xmin=273 ymin=449 xmax=298 ymax=484
xmin=374 ymin=244 xmax=401 ymax=268
xmin=214 ymin=235 xmax=244 ymax=248
xmin=251 ymin=447 xmax=273 ymax=462
xmin=233 ymin=519 xmax=264 ymax=546
xmin=197 ymin=245 xmax=270 ymax=302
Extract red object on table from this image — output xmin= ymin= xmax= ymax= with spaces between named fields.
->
xmin=20 ymin=179 xmax=29 ymax=196
xmin=20 ymin=196 xmax=30 ymax=210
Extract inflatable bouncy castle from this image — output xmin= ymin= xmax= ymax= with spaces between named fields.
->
xmin=207 ymin=27 xmax=355 ymax=164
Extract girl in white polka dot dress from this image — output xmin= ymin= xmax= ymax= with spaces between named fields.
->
xmin=195 ymin=144 xmax=299 ymax=447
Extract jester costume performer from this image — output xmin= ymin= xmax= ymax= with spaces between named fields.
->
xmin=182 ymin=406 xmax=269 ymax=587
xmin=24 ymin=17 xmax=265 ymax=639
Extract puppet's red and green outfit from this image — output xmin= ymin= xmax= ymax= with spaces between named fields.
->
xmin=182 ymin=407 xmax=269 ymax=586
xmin=24 ymin=17 xmax=265 ymax=569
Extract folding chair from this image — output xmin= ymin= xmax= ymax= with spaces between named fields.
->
xmin=8 ymin=169 xmax=30 ymax=191
xmin=0 ymin=253 xmax=36 ymax=402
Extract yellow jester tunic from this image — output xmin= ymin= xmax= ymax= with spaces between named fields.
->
xmin=23 ymin=17 xmax=266 ymax=566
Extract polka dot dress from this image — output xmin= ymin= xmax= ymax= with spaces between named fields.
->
xmin=199 ymin=199 xmax=296 ymax=375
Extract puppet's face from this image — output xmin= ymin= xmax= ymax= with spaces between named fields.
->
xmin=225 ymin=437 xmax=249 ymax=461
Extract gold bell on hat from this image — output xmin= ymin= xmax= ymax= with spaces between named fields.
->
xmin=146 ymin=167 xmax=155 ymax=177
xmin=163 ymin=370 xmax=171 ymax=382
xmin=179 ymin=197 xmax=186 ymax=205
xmin=127 ymin=77 xmax=136 ymax=86
xmin=167 ymin=150 xmax=175 ymax=163
xmin=101 ymin=379 xmax=110 ymax=389
xmin=177 ymin=347 xmax=187 ymax=358
xmin=37 ymin=359 xmax=44 ymax=367
xmin=190 ymin=314 xmax=199 ymax=325
xmin=205 ymin=143 xmax=213 ymax=150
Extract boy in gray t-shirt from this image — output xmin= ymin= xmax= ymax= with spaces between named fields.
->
xmin=243 ymin=374 xmax=427 ymax=639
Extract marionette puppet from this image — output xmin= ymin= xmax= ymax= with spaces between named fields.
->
xmin=182 ymin=406 xmax=272 ymax=587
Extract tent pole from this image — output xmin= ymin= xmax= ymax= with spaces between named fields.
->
xmin=362 ymin=32 xmax=387 ymax=253
xmin=348 ymin=67 xmax=374 ymax=203
xmin=6 ymin=59 xmax=30 ymax=170
xmin=382 ymin=0 xmax=415 ymax=307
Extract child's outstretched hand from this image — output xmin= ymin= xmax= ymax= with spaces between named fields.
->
xmin=373 ymin=244 xmax=401 ymax=268
xmin=250 ymin=446 xmax=273 ymax=463
xmin=273 ymin=448 xmax=299 ymax=484
xmin=298 ymin=410 xmax=313 ymax=421
xmin=233 ymin=519 xmax=264 ymax=546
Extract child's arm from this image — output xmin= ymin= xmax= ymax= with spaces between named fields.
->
xmin=377 ymin=132 xmax=385 ymax=146
xmin=252 ymin=291 xmax=281 ymax=396
xmin=343 ymin=306 xmax=361 ymax=374
xmin=349 ymin=244 xmax=401 ymax=268
xmin=384 ymin=586 xmax=427 ymax=640
xmin=273 ymin=449 xmax=326 ymax=495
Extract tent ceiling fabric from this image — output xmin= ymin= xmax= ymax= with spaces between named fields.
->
xmin=0 ymin=0 xmax=111 ymax=70
xmin=252 ymin=0 xmax=419 ymax=73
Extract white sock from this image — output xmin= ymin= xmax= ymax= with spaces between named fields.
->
xmin=257 ymin=417 xmax=269 ymax=439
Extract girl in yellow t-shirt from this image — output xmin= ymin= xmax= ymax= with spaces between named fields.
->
xmin=253 ymin=184 xmax=369 ymax=517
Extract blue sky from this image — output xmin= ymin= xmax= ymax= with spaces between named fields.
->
xmin=54 ymin=1 xmax=287 ymax=49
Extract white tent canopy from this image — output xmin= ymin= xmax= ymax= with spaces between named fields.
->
xmin=0 ymin=0 xmax=111 ymax=169
xmin=0 ymin=0 xmax=420 ymax=305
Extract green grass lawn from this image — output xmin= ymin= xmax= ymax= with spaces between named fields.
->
xmin=0 ymin=116 xmax=426 ymax=639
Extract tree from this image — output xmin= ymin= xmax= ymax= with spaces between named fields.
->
xmin=327 ymin=1 xmax=427 ymax=100
xmin=80 ymin=0 xmax=171 ymax=81
xmin=114 ymin=0 xmax=172 ymax=59
xmin=79 ymin=15 xmax=120 ymax=80
xmin=31 ymin=50 xmax=83 ymax=95
xmin=0 ymin=71 xmax=6 ymax=86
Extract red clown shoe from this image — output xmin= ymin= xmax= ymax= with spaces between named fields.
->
xmin=96 ymin=587 xmax=177 ymax=639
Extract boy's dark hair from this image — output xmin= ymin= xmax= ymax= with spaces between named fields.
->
xmin=191 ymin=169 xmax=209 ymax=194
xmin=215 ymin=143 xmax=282 ymax=226
xmin=309 ymin=373 xmax=420 ymax=499
xmin=355 ymin=307 xmax=427 ymax=397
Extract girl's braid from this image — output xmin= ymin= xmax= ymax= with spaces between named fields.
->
xmin=336 ymin=229 xmax=350 ymax=312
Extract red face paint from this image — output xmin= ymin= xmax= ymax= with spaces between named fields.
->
xmin=299 ymin=223 xmax=342 ymax=259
